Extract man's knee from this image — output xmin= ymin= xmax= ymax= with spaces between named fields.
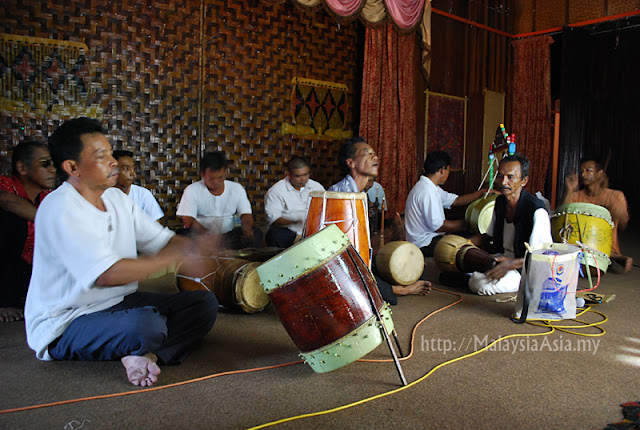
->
xmin=121 ymin=307 xmax=169 ymax=351
xmin=183 ymin=290 xmax=218 ymax=326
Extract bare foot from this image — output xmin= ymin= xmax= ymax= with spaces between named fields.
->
xmin=611 ymin=252 xmax=633 ymax=273
xmin=393 ymin=280 xmax=432 ymax=296
xmin=0 ymin=307 xmax=24 ymax=322
xmin=121 ymin=353 xmax=161 ymax=386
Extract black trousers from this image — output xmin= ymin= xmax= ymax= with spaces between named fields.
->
xmin=265 ymin=225 xmax=297 ymax=249
xmin=0 ymin=210 xmax=32 ymax=308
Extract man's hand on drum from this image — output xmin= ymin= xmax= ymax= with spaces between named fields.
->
xmin=484 ymin=256 xmax=520 ymax=282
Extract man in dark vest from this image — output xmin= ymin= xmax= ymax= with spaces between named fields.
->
xmin=469 ymin=153 xmax=552 ymax=295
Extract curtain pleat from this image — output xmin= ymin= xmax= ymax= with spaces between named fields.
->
xmin=360 ymin=23 xmax=417 ymax=216
xmin=511 ymin=35 xmax=553 ymax=195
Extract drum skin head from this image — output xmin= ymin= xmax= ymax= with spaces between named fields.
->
xmin=466 ymin=194 xmax=498 ymax=234
xmin=375 ymin=241 xmax=424 ymax=285
xmin=235 ymin=262 xmax=269 ymax=313
xmin=257 ymin=224 xmax=351 ymax=293
xmin=308 ymin=190 xmax=367 ymax=201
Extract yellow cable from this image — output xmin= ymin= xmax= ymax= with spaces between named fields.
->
xmin=249 ymin=297 xmax=609 ymax=429
xmin=247 ymin=328 xmax=555 ymax=430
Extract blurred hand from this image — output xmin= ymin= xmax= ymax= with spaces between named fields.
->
xmin=191 ymin=231 xmax=223 ymax=257
xmin=565 ymin=173 xmax=579 ymax=192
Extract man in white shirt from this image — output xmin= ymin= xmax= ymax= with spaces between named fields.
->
xmin=265 ymin=156 xmax=324 ymax=248
xmin=405 ymin=150 xmax=490 ymax=257
xmin=24 ymin=117 xmax=218 ymax=387
xmin=468 ymin=153 xmax=552 ymax=294
xmin=112 ymin=150 xmax=164 ymax=222
xmin=177 ymin=151 xmax=262 ymax=249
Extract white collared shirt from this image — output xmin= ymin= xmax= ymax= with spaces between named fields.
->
xmin=264 ymin=177 xmax=324 ymax=235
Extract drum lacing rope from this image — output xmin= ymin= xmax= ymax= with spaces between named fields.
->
xmin=175 ymin=256 xmax=237 ymax=291
xmin=318 ymin=194 xmax=359 ymax=235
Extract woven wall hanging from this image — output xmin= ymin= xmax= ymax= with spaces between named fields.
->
xmin=0 ymin=34 xmax=101 ymax=117
xmin=282 ymin=77 xmax=352 ymax=140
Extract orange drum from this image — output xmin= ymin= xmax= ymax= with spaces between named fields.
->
xmin=304 ymin=191 xmax=371 ymax=267
xmin=177 ymin=256 xmax=269 ymax=314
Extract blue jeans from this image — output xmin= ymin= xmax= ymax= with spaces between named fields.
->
xmin=48 ymin=290 xmax=217 ymax=365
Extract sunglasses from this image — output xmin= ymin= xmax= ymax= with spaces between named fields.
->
xmin=39 ymin=158 xmax=54 ymax=168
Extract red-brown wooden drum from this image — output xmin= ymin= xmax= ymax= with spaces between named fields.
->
xmin=257 ymin=225 xmax=394 ymax=373
xmin=177 ymin=256 xmax=269 ymax=314
xmin=303 ymin=191 xmax=372 ymax=267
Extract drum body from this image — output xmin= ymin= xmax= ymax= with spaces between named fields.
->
xmin=304 ymin=191 xmax=371 ymax=267
xmin=177 ymin=257 xmax=269 ymax=313
xmin=434 ymin=235 xmax=473 ymax=272
xmin=551 ymin=203 xmax=613 ymax=273
xmin=434 ymin=234 xmax=496 ymax=273
xmin=465 ymin=194 xmax=498 ymax=234
xmin=258 ymin=225 xmax=394 ymax=373
xmin=375 ymin=241 xmax=424 ymax=286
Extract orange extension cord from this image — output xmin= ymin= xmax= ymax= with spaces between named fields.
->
xmin=0 ymin=287 xmax=462 ymax=416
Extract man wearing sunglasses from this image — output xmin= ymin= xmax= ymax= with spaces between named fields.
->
xmin=0 ymin=141 xmax=56 ymax=322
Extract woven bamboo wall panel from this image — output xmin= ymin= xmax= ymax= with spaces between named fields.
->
xmin=202 ymin=0 xmax=360 ymax=212
xmin=1 ymin=0 xmax=362 ymax=228
xmin=609 ymin=0 xmax=640 ymax=14
xmin=535 ymin=0 xmax=567 ymax=30
xmin=568 ymin=0 xmax=606 ymax=24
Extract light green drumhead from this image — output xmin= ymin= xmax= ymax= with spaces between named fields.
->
xmin=301 ymin=304 xmax=395 ymax=373
xmin=257 ymin=224 xmax=351 ymax=294
xmin=553 ymin=202 xmax=613 ymax=225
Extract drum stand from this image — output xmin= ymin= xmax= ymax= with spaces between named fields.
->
xmin=349 ymin=251 xmax=408 ymax=387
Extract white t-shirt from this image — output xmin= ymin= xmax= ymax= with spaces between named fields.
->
xmin=25 ymin=182 xmax=175 ymax=360
xmin=404 ymin=176 xmax=458 ymax=248
xmin=127 ymin=184 xmax=164 ymax=221
xmin=265 ymin=177 xmax=324 ymax=235
xmin=176 ymin=180 xmax=252 ymax=234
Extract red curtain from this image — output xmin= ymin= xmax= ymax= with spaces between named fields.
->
xmin=360 ymin=22 xmax=417 ymax=216
xmin=511 ymin=35 xmax=553 ymax=195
